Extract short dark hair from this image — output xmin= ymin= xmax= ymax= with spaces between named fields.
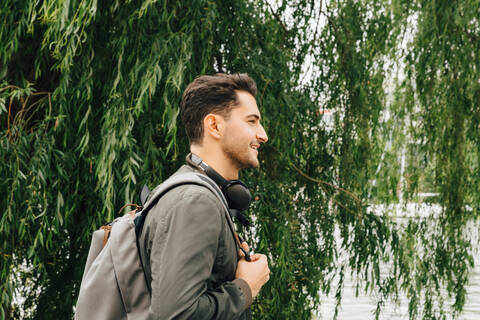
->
xmin=180 ymin=73 xmax=257 ymax=145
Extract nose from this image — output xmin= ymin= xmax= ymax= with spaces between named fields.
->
xmin=256 ymin=124 xmax=268 ymax=143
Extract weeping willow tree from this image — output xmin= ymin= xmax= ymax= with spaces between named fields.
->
xmin=1 ymin=0 xmax=479 ymax=319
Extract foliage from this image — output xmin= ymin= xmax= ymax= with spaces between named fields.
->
xmin=1 ymin=0 xmax=479 ymax=319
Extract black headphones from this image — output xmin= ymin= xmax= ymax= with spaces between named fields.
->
xmin=187 ymin=153 xmax=252 ymax=212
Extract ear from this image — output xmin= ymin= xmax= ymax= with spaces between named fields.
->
xmin=204 ymin=114 xmax=224 ymax=140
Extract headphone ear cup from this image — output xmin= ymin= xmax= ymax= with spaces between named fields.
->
xmin=201 ymin=160 xmax=251 ymax=211
xmin=225 ymin=182 xmax=251 ymax=211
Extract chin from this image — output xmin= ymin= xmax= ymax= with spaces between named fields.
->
xmin=237 ymin=158 xmax=259 ymax=169
xmin=226 ymin=150 xmax=259 ymax=169
xmin=247 ymin=158 xmax=260 ymax=168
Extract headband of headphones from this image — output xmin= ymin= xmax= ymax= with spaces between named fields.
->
xmin=186 ymin=153 xmax=252 ymax=212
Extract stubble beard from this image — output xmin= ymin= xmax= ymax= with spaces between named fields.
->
xmin=222 ymin=139 xmax=259 ymax=170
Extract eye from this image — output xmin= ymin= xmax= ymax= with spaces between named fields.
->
xmin=248 ymin=119 xmax=256 ymax=124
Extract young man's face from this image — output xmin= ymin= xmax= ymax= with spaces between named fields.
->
xmin=220 ymin=91 xmax=268 ymax=170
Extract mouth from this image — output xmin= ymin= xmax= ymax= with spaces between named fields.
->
xmin=250 ymin=144 xmax=260 ymax=154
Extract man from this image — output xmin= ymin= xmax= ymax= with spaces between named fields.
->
xmin=138 ymin=73 xmax=270 ymax=319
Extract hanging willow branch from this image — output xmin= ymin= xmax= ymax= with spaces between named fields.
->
xmin=1 ymin=0 xmax=479 ymax=319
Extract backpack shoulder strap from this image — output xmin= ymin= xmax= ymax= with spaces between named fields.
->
xmin=136 ymin=171 xmax=246 ymax=259
xmin=135 ymin=172 xmax=232 ymax=232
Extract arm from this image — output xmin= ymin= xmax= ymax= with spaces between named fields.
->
xmin=147 ymin=191 xmax=250 ymax=320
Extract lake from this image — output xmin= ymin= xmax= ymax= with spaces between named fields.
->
xmin=317 ymin=203 xmax=480 ymax=319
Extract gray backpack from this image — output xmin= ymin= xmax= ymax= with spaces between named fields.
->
xmin=75 ymin=172 xmax=236 ymax=320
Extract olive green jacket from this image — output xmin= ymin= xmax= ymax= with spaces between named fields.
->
xmin=138 ymin=164 xmax=252 ymax=319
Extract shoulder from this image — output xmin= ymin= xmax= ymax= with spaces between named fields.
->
xmin=147 ymin=181 xmax=225 ymax=224
xmin=144 ymin=165 xmax=226 ymax=224
xmin=165 ymin=183 xmax=224 ymax=212
xmin=142 ymin=185 xmax=224 ymax=241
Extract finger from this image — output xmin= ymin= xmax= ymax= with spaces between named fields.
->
xmin=255 ymin=253 xmax=267 ymax=261
xmin=249 ymin=253 xmax=263 ymax=261
xmin=241 ymin=241 xmax=249 ymax=252
xmin=238 ymin=249 xmax=245 ymax=258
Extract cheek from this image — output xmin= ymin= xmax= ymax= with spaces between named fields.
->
xmin=229 ymin=125 xmax=248 ymax=138
xmin=225 ymin=122 xmax=255 ymax=142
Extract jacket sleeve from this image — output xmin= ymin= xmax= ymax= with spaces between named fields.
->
xmin=147 ymin=191 xmax=251 ymax=320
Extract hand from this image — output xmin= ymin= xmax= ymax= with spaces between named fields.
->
xmin=238 ymin=241 xmax=251 ymax=259
xmin=235 ymin=250 xmax=270 ymax=298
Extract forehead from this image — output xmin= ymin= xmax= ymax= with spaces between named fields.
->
xmin=231 ymin=90 xmax=260 ymax=117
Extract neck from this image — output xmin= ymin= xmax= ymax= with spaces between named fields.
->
xmin=190 ymin=144 xmax=239 ymax=180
